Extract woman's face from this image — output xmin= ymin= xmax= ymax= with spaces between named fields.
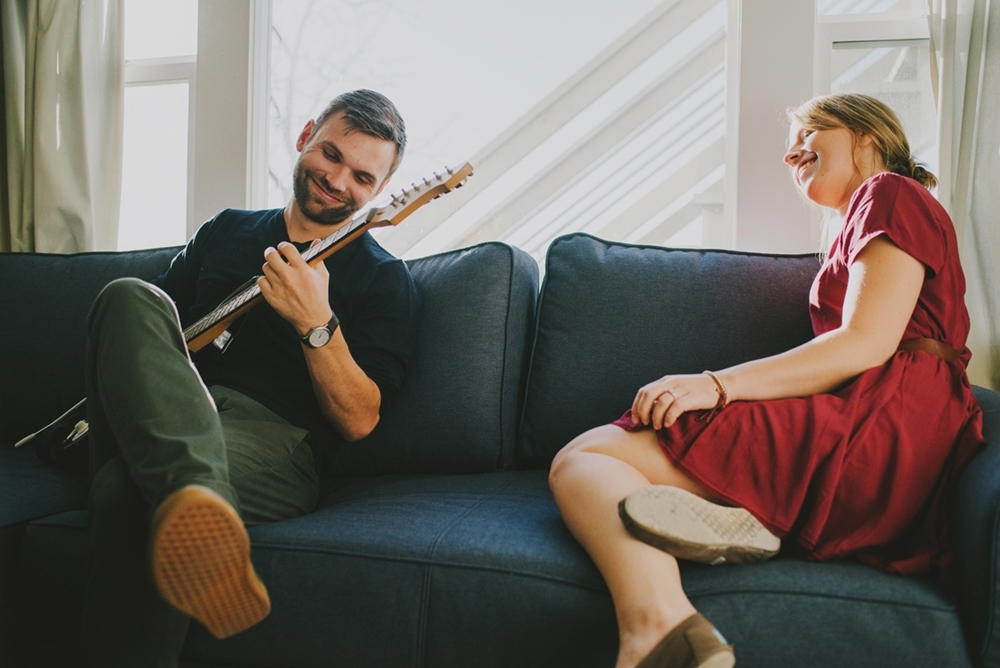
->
xmin=783 ymin=117 xmax=879 ymax=216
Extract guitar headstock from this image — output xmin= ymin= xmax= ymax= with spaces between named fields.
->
xmin=367 ymin=162 xmax=474 ymax=228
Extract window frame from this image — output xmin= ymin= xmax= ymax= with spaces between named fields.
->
xmin=187 ymin=0 xmax=270 ymax=235
xmin=814 ymin=9 xmax=931 ymax=94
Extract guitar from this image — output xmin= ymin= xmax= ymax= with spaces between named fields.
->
xmin=16 ymin=163 xmax=474 ymax=467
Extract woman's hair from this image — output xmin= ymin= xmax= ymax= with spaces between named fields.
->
xmin=788 ymin=94 xmax=937 ymax=189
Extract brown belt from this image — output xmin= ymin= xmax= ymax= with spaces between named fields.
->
xmin=898 ymin=337 xmax=962 ymax=363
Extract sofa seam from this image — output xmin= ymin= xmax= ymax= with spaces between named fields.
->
xmin=516 ymin=238 xmax=555 ymax=463
xmin=415 ymin=473 xmax=520 ymax=668
xmin=563 ymin=231 xmax=823 ymax=260
xmin=689 ymin=587 xmax=961 ymax=614
xmin=403 ymin=240 xmax=522 ymax=473
xmin=247 ymin=538 xmax=959 ymax=613
xmin=496 ymin=244 xmax=515 ymax=472
xmin=983 ymin=491 xmax=1000 ymax=661
xmin=0 ymin=247 xmax=183 ymax=259
xmin=416 ymin=560 xmax=430 ymax=667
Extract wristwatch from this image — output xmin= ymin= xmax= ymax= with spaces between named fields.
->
xmin=300 ymin=316 xmax=339 ymax=348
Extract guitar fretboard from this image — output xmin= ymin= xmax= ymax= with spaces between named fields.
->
xmin=180 ymin=163 xmax=471 ymax=350
xmin=182 ymin=279 xmax=261 ymax=341
xmin=181 ymin=209 xmax=376 ymax=344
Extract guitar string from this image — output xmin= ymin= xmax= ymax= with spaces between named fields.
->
xmin=182 ymin=211 xmax=366 ymax=341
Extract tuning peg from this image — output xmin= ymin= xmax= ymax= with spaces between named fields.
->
xmin=446 ymin=166 xmax=454 ymax=174
xmin=433 ymin=171 xmax=440 ymax=181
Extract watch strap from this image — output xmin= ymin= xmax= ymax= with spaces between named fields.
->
xmin=300 ymin=315 xmax=339 ymax=348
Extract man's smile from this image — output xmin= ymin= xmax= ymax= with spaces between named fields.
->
xmin=310 ymin=176 xmax=344 ymax=205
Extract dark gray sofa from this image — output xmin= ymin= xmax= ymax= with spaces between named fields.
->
xmin=2 ymin=232 xmax=998 ymax=668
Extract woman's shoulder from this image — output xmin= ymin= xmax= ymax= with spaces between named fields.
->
xmin=842 ymin=172 xmax=952 ymax=275
xmin=851 ymin=172 xmax=940 ymax=212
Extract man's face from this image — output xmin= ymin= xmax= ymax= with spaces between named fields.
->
xmin=291 ymin=112 xmax=397 ymax=226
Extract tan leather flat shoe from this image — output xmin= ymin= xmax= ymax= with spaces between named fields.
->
xmin=636 ymin=613 xmax=735 ymax=668
xmin=620 ymin=485 xmax=780 ymax=566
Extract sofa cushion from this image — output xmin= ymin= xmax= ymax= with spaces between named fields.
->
xmin=954 ymin=386 xmax=1000 ymax=667
xmin=0 ymin=446 xmax=86 ymax=528
xmin=328 ymin=242 xmax=538 ymax=475
xmin=13 ymin=471 xmax=972 ymax=668
xmin=519 ymin=233 xmax=821 ymax=464
xmin=0 ymin=241 xmax=537 ymax=478
xmin=0 ymin=248 xmax=180 ymax=445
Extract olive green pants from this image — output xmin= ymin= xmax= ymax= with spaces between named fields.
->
xmin=80 ymin=278 xmax=320 ymax=668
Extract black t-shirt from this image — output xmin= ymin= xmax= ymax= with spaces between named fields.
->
xmin=154 ymin=208 xmax=419 ymax=451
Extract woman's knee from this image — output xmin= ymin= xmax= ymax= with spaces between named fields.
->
xmin=549 ymin=426 xmax=618 ymax=488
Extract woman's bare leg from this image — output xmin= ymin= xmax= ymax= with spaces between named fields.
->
xmin=549 ymin=425 xmax=721 ymax=668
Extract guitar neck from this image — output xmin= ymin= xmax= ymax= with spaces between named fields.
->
xmin=181 ymin=211 xmax=380 ymax=352
xmin=182 ymin=162 xmax=473 ymax=353
xmin=300 ymin=207 xmax=380 ymax=266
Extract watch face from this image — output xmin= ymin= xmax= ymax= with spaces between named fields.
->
xmin=307 ymin=327 xmax=332 ymax=348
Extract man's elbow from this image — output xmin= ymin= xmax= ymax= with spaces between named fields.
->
xmin=338 ymin=412 xmax=380 ymax=442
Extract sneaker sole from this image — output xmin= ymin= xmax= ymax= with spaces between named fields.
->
xmin=150 ymin=486 xmax=270 ymax=638
xmin=620 ymin=485 xmax=780 ymax=565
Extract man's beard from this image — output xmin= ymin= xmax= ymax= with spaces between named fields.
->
xmin=291 ymin=163 xmax=360 ymax=226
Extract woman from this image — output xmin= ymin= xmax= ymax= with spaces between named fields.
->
xmin=548 ymin=93 xmax=985 ymax=668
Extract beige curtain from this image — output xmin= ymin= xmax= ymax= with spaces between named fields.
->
xmin=1 ymin=0 xmax=124 ymax=253
xmin=929 ymin=0 xmax=1000 ymax=390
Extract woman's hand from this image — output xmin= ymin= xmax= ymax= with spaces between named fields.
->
xmin=631 ymin=373 xmax=722 ymax=430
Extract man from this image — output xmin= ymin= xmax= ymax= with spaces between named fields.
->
xmin=80 ymin=90 xmax=418 ymax=667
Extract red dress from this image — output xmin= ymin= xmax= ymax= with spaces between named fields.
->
xmin=614 ymin=172 xmax=985 ymax=577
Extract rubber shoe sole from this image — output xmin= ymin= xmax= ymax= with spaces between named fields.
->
xmin=150 ymin=485 xmax=270 ymax=638
xmin=620 ymin=486 xmax=780 ymax=566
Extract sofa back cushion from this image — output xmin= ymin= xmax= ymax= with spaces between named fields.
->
xmin=519 ymin=233 xmax=821 ymax=466
xmin=0 ymin=248 xmax=180 ymax=445
xmin=328 ymin=242 xmax=538 ymax=475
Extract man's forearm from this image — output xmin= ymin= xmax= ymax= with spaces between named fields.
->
xmin=302 ymin=330 xmax=381 ymax=441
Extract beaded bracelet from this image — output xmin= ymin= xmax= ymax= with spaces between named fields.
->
xmin=699 ymin=370 xmax=729 ymax=422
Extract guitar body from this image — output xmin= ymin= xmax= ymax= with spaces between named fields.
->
xmin=187 ymin=299 xmax=261 ymax=353
xmin=18 ymin=164 xmax=474 ymax=467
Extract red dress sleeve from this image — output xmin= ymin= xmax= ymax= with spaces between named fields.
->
xmin=841 ymin=173 xmax=946 ymax=277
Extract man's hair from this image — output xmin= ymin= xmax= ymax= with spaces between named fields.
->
xmin=313 ymin=89 xmax=407 ymax=179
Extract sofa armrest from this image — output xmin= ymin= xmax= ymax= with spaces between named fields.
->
xmin=955 ymin=385 xmax=1000 ymax=667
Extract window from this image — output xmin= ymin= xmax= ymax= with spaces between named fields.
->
xmin=814 ymin=0 xmax=936 ymax=238
xmin=184 ymin=0 xmax=950 ymax=259
xmin=118 ymin=0 xmax=198 ymax=250
xmin=268 ymin=0 xmax=724 ymax=262
xmin=816 ymin=0 xmax=935 ymax=171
